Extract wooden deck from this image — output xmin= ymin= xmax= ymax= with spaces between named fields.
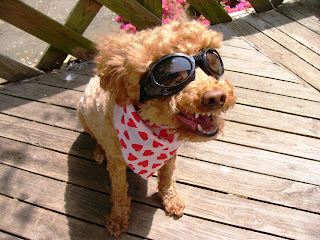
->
xmin=1 ymin=1 xmax=320 ymax=239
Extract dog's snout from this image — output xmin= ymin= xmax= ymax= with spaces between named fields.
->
xmin=201 ymin=89 xmax=226 ymax=109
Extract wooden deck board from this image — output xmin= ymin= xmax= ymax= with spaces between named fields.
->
xmin=1 ymin=140 xmax=284 ymax=240
xmin=2 ymin=117 xmax=320 ymax=213
xmin=1 ymin=97 xmax=319 ymax=162
xmin=276 ymin=4 xmax=320 ymax=35
xmin=1 ymin=3 xmax=320 ymax=238
xmin=1 ymin=139 xmax=319 ymax=239
xmin=286 ymin=0 xmax=320 ymax=24
xmin=257 ymin=8 xmax=320 ymax=55
xmin=243 ymin=12 xmax=320 ymax=70
xmin=2 ymin=79 xmax=319 ymax=122
xmin=0 ymin=195 xmax=137 ymax=240
xmin=226 ymin=2 xmax=320 ymax=91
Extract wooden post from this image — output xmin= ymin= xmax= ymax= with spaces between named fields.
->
xmin=185 ymin=5 xmax=202 ymax=19
xmin=96 ymin=0 xmax=162 ymax=30
xmin=36 ymin=0 xmax=102 ymax=71
xmin=271 ymin=0 xmax=284 ymax=8
xmin=0 ymin=0 xmax=97 ymax=62
xmin=187 ymin=0 xmax=232 ymax=25
xmin=0 ymin=54 xmax=43 ymax=82
xmin=247 ymin=0 xmax=273 ymax=13
xmin=142 ymin=0 xmax=162 ymax=19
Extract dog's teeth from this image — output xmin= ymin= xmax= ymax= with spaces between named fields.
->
xmin=197 ymin=124 xmax=203 ymax=132
xmin=195 ymin=113 xmax=200 ymax=118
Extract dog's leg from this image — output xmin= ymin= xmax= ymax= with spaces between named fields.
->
xmin=79 ymin=110 xmax=107 ymax=165
xmin=157 ymin=154 xmax=185 ymax=217
xmin=106 ymin=156 xmax=131 ymax=237
xmin=94 ymin=143 xmax=106 ymax=164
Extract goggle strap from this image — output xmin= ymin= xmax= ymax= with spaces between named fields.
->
xmin=193 ymin=55 xmax=203 ymax=65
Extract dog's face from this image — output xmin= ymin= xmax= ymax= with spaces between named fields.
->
xmin=96 ymin=20 xmax=236 ymax=142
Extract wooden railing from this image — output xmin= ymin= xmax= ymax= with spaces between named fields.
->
xmin=0 ymin=0 xmax=283 ymax=82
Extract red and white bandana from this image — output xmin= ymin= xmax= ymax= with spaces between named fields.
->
xmin=114 ymin=104 xmax=182 ymax=179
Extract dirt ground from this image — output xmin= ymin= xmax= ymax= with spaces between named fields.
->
xmin=0 ymin=0 xmax=120 ymax=70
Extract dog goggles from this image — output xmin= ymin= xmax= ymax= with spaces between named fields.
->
xmin=139 ymin=48 xmax=224 ymax=103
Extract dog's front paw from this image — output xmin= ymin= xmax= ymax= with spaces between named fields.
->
xmin=106 ymin=214 xmax=130 ymax=238
xmin=162 ymin=194 xmax=185 ymax=217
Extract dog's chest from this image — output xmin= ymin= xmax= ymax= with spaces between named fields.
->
xmin=113 ymin=104 xmax=181 ymax=179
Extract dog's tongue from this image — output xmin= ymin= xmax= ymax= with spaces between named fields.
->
xmin=177 ymin=112 xmax=217 ymax=132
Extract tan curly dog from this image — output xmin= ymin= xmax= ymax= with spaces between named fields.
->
xmin=78 ymin=19 xmax=236 ymax=237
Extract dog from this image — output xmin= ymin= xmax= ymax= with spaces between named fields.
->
xmin=78 ymin=19 xmax=236 ymax=237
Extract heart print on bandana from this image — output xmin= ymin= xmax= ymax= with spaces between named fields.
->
xmin=113 ymin=104 xmax=182 ymax=179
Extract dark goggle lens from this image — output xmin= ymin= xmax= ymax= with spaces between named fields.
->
xmin=205 ymin=50 xmax=223 ymax=75
xmin=153 ymin=57 xmax=192 ymax=86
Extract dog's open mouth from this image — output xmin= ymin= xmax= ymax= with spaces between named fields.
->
xmin=177 ymin=112 xmax=219 ymax=136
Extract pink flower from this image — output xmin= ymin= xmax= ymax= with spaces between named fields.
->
xmin=115 ymin=16 xmax=126 ymax=23
xmin=202 ymin=19 xmax=211 ymax=26
xmin=114 ymin=0 xmax=253 ymax=32
xmin=162 ymin=18 xmax=171 ymax=24
xmin=123 ymin=23 xmax=136 ymax=33
xmin=222 ymin=0 xmax=251 ymax=13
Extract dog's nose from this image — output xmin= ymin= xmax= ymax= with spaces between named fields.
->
xmin=201 ymin=89 xmax=227 ymax=109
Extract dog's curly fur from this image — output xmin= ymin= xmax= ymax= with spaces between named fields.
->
xmin=78 ymin=20 xmax=236 ymax=237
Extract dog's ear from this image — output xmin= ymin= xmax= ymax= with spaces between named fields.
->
xmin=96 ymin=54 xmax=131 ymax=106
xmin=95 ymin=34 xmax=139 ymax=107
xmin=98 ymin=66 xmax=131 ymax=107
